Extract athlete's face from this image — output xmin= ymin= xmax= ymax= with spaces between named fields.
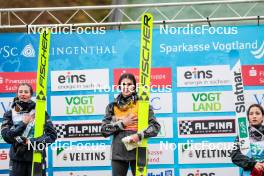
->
xmin=248 ymin=106 xmax=264 ymax=126
xmin=17 ymin=85 xmax=32 ymax=102
xmin=120 ymin=78 xmax=135 ymax=97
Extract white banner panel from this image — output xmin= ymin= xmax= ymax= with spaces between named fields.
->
xmin=52 ymin=144 xmax=111 ymax=167
xmin=177 ymin=91 xmax=234 ymax=113
xmin=114 ymin=93 xmax=173 ymax=114
xmin=0 ymin=97 xmax=13 ymax=116
xmin=151 ymin=93 xmax=173 ymax=114
xmin=53 ymin=170 xmax=111 ymax=176
xmin=178 ymin=116 xmax=236 ymax=138
xmin=51 ymin=94 xmax=109 ymax=116
xmin=148 ymin=144 xmax=174 ymax=165
xmin=178 ymin=142 xmax=233 ymax=164
xmin=51 ymin=69 xmax=109 ymax=91
xmin=156 ymin=117 xmax=174 ymax=138
xmin=179 ymin=167 xmax=240 ymax=176
xmin=177 ymin=65 xmax=231 ymax=87
xmin=128 ymin=168 xmax=174 ymax=176
xmin=245 ymin=90 xmax=264 ymax=107
xmin=0 ymin=149 xmax=9 ymax=170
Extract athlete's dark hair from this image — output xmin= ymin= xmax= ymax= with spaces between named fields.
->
xmin=17 ymin=83 xmax=34 ymax=96
xmin=118 ymin=73 xmax=137 ymax=91
xmin=247 ymin=104 xmax=264 ymax=117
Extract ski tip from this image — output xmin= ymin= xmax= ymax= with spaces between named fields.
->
xmin=228 ymin=49 xmax=240 ymax=68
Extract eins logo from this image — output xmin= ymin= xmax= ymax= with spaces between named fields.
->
xmin=184 ymin=68 xmax=213 ymax=79
xmin=58 ymin=72 xmax=86 ymax=84
xmin=187 ymin=170 xmax=215 ymax=176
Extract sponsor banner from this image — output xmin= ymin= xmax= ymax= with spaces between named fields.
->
xmin=178 ymin=116 xmax=236 ymax=138
xmin=51 ymin=69 xmax=109 ymax=91
xmin=0 ymin=149 xmax=9 ymax=170
xmin=128 ymin=168 xmax=174 ymax=176
xmin=50 ymin=94 xmax=109 ymax=116
xmin=177 ymin=91 xmax=234 ymax=113
xmin=0 ymin=97 xmax=13 ymax=115
xmin=148 ymin=144 xmax=174 ymax=165
xmin=53 ymin=120 xmax=108 ymax=141
xmin=150 ymin=93 xmax=173 ymax=114
xmin=113 ymin=67 xmax=172 ymax=87
xmin=114 ymin=92 xmax=173 ymax=114
xmin=177 ymin=65 xmax=231 ymax=87
xmin=0 ymin=123 xmax=5 ymax=143
xmin=0 ymin=97 xmax=36 ymax=116
xmin=156 ymin=117 xmax=174 ymax=138
xmin=179 ymin=167 xmax=240 ymax=176
xmin=242 ymin=65 xmax=264 ymax=86
xmin=52 ymin=144 xmax=111 ymax=167
xmin=53 ymin=171 xmax=111 ymax=176
xmin=0 ymin=72 xmax=36 ymax=93
xmin=245 ymin=90 xmax=264 ymax=107
xmin=178 ymin=142 xmax=234 ymax=164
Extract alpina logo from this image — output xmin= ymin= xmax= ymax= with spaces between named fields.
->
xmin=251 ymin=41 xmax=264 ymax=59
xmin=21 ymin=43 xmax=35 ymax=58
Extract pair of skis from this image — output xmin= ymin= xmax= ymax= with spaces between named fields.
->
xmin=136 ymin=13 xmax=153 ymax=176
xmin=31 ymin=29 xmax=51 ymax=176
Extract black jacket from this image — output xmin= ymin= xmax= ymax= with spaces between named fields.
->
xmin=1 ymin=101 xmax=57 ymax=162
xmin=231 ymin=125 xmax=264 ymax=171
xmin=101 ymin=95 xmax=161 ymax=161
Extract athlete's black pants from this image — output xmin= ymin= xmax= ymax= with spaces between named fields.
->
xmin=9 ymin=160 xmax=46 ymax=176
xmin=112 ymin=160 xmax=136 ymax=176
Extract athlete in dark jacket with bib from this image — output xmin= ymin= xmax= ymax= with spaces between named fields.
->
xmin=1 ymin=83 xmax=57 ymax=176
xmin=231 ymin=104 xmax=264 ymax=176
xmin=101 ymin=73 xmax=160 ymax=176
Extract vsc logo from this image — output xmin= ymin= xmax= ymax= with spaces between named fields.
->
xmin=187 ymin=170 xmax=215 ymax=176
xmin=21 ymin=44 xmax=35 ymax=58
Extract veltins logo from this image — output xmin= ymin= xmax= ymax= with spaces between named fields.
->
xmin=21 ymin=43 xmax=35 ymax=58
xmin=192 ymin=92 xmax=221 ymax=112
xmin=251 ymin=41 xmax=264 ymax=59
xmin=56 ymin=147 xmax=106 ymax=162
xmin=65 ymin=96 xmax=94 ymax=115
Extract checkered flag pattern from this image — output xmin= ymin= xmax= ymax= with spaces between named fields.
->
xmin=179 ymin=121 xmax=193 ymax=135
xmin=54 ymin=124 xmax=66 ymax=138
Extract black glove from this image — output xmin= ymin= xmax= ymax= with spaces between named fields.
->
xmin=15 ymin=136 xmax=28 ymax=145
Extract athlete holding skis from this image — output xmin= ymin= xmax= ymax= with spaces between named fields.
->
xmin=231 ymin=104 xmax=264 ymax=176
xmin=101 ymin=73 xmax=160 ymax=176
xmin=1 ymin=83 xmax=57 ymax=176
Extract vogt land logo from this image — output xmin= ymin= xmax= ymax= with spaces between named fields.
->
xmin=178 ymin=117 xmax=236 ymax=138
xmin=251 ymin=41 xmax=264 ymax=59
xmin=51 ymin=94 xmax=108 ymax=116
